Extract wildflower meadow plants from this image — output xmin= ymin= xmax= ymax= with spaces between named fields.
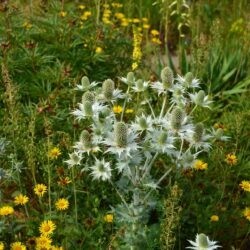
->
xmin=65 ymin=67 xmax=225 ymax=248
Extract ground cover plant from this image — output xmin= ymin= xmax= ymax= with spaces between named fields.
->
xmin=0 ymin=0 xmax=249 ymax=249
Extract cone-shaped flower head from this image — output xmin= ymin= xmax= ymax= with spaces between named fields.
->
xmin=126 ymin=71 xmax=135 ymax=86
xmin=102 ymin=79 xmax=115 ymax=100
xmin=195 ymin=90 xmax=206 ymax=105
xmin=161 ymin=67 xmax=174 ymax=89
xmin=193 ymin=123 xmax=204 ymax=142
xmin=135 ymin=79 xmax=143 ymax=90
xmin=80 ymin=130 xmax=92 ymax=149
xmin=81 ymin=76 xmax=90 ymax=89
xmin=158 ymin=131 xmax=168 ymax=145
xmin=82 ymin=91 xmax=95 ymax=104
xmin=114 ymin=122 xmax=127 ymax=147
xmin=82 ymin=101 xmax=93 ymax=116
xmin=138 ymin=117 xmax=148 ymax=130
xmin=185 ymin=72 xmax=193 ymax=86
xmin=170 ymin=107 xmax=185 ymax=131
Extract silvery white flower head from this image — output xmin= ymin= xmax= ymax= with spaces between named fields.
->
xmin=151 ymin=81 xmax=167 ymax=95
xmin=186 ymin=233 xmax=221 ymax=250
xmin=177 ymin=73 xmax=200 ymax=89
xmin=210 ymin=127 xmax=230 ymax=141
xmin=131 ymin=114 xmax=154 ymax=134
xmin=90 ymin=158 xmax=112 ymax=181
xmin=169 ymin=82 xmax=187 ymax=107
xmin=64 ymin=151 xmax=82 ymax=168
xmin=75 ymin=76 xmax=99 ymax=91
xmin=131 ymin=79 xmax=149 ymax=92
xmin=178 ymin=150 xmax=201 ymax=169
xmin=189 ymin=90 xmax=213 ymax=109
xmin=103 ymin=122 xmax=139 ymax=158
xmin=91 ymin=118 xmax=113 ymax=144
xmin=119 ymin=71 xmax=136 ymax=86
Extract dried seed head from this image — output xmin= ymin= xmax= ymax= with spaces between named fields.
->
xmin=197 ymin=234 xmax=209 ymax=248
xmin=114 ymin=122 xmax=127 ymax=147
xmin=83 ymin=101 xmax=93 ymax=116
xmin=161 ymin=67 xmax=173 ymax=89
xmin=81 ymin=76 xmax=90 ymax=89
xmin=170 ymin=107 xmax=184 ymax=130
xmin=184 ymin=72 xmax=193 ymax=86
xmin=82 ymin=91 xmax=95 ymax=104
xmin=80 ymin=130 xmax=92 ymax=148
xmin=127 ymin=72 xmax=135 ymax=86
xmin=102 ymin=79 xmax=114 ymax=100
xmin=193 ymin=123 xmax=204 ymax=142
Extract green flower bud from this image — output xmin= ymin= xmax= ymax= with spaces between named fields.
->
xmin=197 ymin=234 xmax=209 ymax=248
xmin=114 ymin=122 xmax=127 ymax=147
xmin=135 ymin=79 xmax=143 ymax=90
xmin=82 ymin=91 xmax=95 ymax=104
xmin=102 ymin=79 xmax=114 ymax=100
xmin=170 ymin=107 xmax=184 ymax=131
xmin=161 ymin=67 xmax=173 ymax=89
xmin=158 ymin=132 xmax=168 ymax=145
xmin=81 ymin=76 xmax=90 ymax=89
xmin=195 ymin=90 xmax=205 ymax=105
xmin=80 ymin=130 xmax=92 ymax=149
xmin=193 ymin=123 xmax=204 ymax=142
xmin=184 ymin=72 xmax=193 ymax=86
xmin=127 ymin=72 xmax=135 ymax=86
xmin=83 ymin=101 xmax=93 ymax=116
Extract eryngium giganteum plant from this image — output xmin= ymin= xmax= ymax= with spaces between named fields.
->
xmin=66 ymin=68 xmax=227 ymax=248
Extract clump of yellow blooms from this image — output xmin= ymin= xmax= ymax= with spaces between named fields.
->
xmin=48 ymin=147 xmax=61 ymax=159
xmin=34 ymin=184 xmax=48 ymax=197
xmin=113 ymin=105 xmax=123 ymax=114
xmin=225 ymin=153 xmax=237 ymax=165
xmin=193 ymin=160 xmax=208 ymax=170
xmin=239 ymin=180 xmax=250 ymax=192
xmin=14 ymin=194 xmax=29 ymax=206
xmin=150 ymin=29 xmax=162 ymax=45
xmin=80 ymin=11 xmax=92 ymax=21
xmin=210 ymin=215 xmax=219 ymax=222
xmin=104 ymin=213 xmax=114 ymax=223
xmin=132 ymin=27 xmax=142 ymax=71
xmin=0 ymin=205 xmax=14 ymax=216
xmin=102 ymin=5 xmax=113 ymax=25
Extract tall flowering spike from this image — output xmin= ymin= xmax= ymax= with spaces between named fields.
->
xmin=81 ymin=76 xmax=90 ymax=89
xmin=170 ymin=107 xmax=184 ymax=130
xmin=80 ymin=130 xmax=92 ymax=148
xmin=82 ymin=91 xmax=95 ymax=104
xmin=161 ymin=67 xmax=174 ymax=89
xmin=127 ymin=72 xmax=135 ymax=86
xmin=102 ymin=79 xmax=115 ymax=100
xmin=114 ymin=122 xmax=127 ymax=147
xmin=184 ymin=72 xmax=193 ymax=86
xmin=195 ymin=90 xmax=206 ymax=105
xmin=83 ymin=100 xmax=93 ymax=116
xmin=193 ymin=122 xmax=204 ymax=142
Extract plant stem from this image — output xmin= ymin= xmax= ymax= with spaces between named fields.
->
xmin=71 ymin=167 xmax=78 ymax=224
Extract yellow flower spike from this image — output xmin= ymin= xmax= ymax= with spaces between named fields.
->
xmin=34 ymin=184 xmax=47 ymax=197
xmin=210 ymin=215 xmax=219 ymax=222
xmin=55 ymin=198 xmax=69 ymax=211
xmin=239 ymin=180 xmax=250 ymax=192
xmin=48 ymin=147 xmax=61 ymax=159
xmin=14 ymin=194 xmax=29 ymax=206
xmin=39 ymin=220 xmax=56 ymax=236
xmin=10 ymin=242 xmax=26 ymax=250
xmin=113 ymin=105 xmax=123 ymax=114
xmin=193 ymin=160 xmax=208 ymax=170
xmin=0 ymin=205 xmax=14 ymax=216
xmin=104 ymin=214 xmax=114 ymax=223
xmin=243 ymin=207 xmax=250 ymax=221
xmin=225 ymin=153 xmax=237 ymax=165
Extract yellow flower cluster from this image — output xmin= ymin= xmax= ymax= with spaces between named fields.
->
xmin=132 ymin=27 xmax=142 ymax=71
xmin=80 ymin=11 xmax=91 ymax=21
xmin=150 ymin=29 xmax=161 ymax=45
xmin=0 ymin=205 xmax=14 ymax=216
xmin=102 ymin=6 xmax=113 ymax=25
xmin=193 ymin=160 xmax=208 ymax=170
xmin=112 ymin=105 xmax=134 ymax=114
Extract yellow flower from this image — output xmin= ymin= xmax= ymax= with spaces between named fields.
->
xmin=193 ymin=160 xmax=208 ymax=170
xmin=95 ymin=47 xmax=103 ymax=54
xmin=225 ymin=153 xmax=237 ymax=165
xmin=132 ymin=18 xmax=140 ymax=23
xmin=48 ymin=147 xmax=61 ymax=159
xmin=121 ymin=18 xmax=129 ymax=27
xmin=39 ymin=220 xmax=56 ymax=236
xmin=36 ymin=235 xmax=52 ymax=249
xmin=59 ymin=11 xmax=67 ymax=18
xmin=151 ymin=29 xmax=160 ymax=36
xmin=14 ymin=194 xmax=29 ymax=206
xmin=80 ymin=11 xmax=91 ymax=21
xmin=0 ymin=205 xmax=14 ymax=216
xmin=151 ymin=37 xmax=162 ymax=45
xmin=210 ymin=215 xmax=219 ymax=222
xmin=243 ymin=207 xmax=250 ymax=221
xmin=55 ymin=198 xmax=69 ymax=211
xmin=125 ymin=109 xmax=134 ymax=114
xmin=142 ymin=17 xmax=148 ymax=23
xmin=10 ymin=242 xmax=26 ymax=250
xmin=239 ymin=180 xmax=250 ymax=192
xmin=0 ymin=242 xmax=4 ymax=250
xmin=22 ymin=21 xmax=32 ymax=30
xmin=114 ymin=12 xmax=125 ymax=19
xmin=142 ymin=24 xmax=150 ymax=29
xmin=50 ymin=246 xmax=64 ymax=250
xmin=104 ymin=214 xmax=114 ymax=223
xmin=78 ymin=5 xmax=85 ymax=10
xmin=132 ymin=62 xmax=138 ymax=71
xmin=34 ymin=184 xmax=47 ymax=197
xmin=113 ymin=105 xmax=123 ymax=114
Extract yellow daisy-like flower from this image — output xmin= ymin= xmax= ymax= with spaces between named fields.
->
xmin=34 ymin=184 xmax=47 ymax=197
xmin=225 ymin=153 xmax=237 ymax=165
xmin=51 ymin=246 xmax=64 ymax=250
xmin=239 ymin=180 xmax=250 ymax=192
xmin=0 ymin=205 xmax=14 ymax=216
xmin=113 ymin=105 xmax=123 ymax=114
xmin=104 ymin=214 xmax=114 ymax=223
xmin=193 ymin=160 xmax=208 ymax=170
xmin=210 ymin=215 xmax=219 ymax=222
xmin=55 ymin=198 xmax=69 ymax=211
xmin=243 ymin=207 xmax=250 ymax=221
xmin=48 ymin=147 xmax=61 ymax=159
xmin=14 ymin=194 xmax=29 ymax=206
xmin=36 ymin=235 xmax=52 ymax=249
xmin=10 ymin=242 xmax=26 ymax=250
xmin=0 ymin=242 xmax=4 ymax=250
xmin=39 ymin=220 xmax=56 ymax=236
xmin=95 ymin=47 xmax=103 ymax=54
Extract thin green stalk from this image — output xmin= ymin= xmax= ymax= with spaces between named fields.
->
xmin=159 ymin=94 xmax=168 ymax=118
xmin=71 ymin=167 xmax=78 ymax=224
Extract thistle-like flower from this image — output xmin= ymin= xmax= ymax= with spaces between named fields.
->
xmin=161 ymin=66 xmax=174 ymax=89
xmin=186 ymin=233 xmax=221 ymax=250
xmin=177 ymin=73 xmax=200 ymax=89
xmin=189 ymin=90 xmax=213 ymax=108
xmin=119 ymin=72 xmax=136 ymax=86
xmin=131 ymin=79 xmax=149 ymax=92
xmin=64 ymin=151 xmax=82 ymax=168
xmin=90 ymin=158 xmax=112 ymax=181
xmin=131 ymin=114 xmax=154 ymax=133
xmin=75 ymin=76 xmax=99 ymax=91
